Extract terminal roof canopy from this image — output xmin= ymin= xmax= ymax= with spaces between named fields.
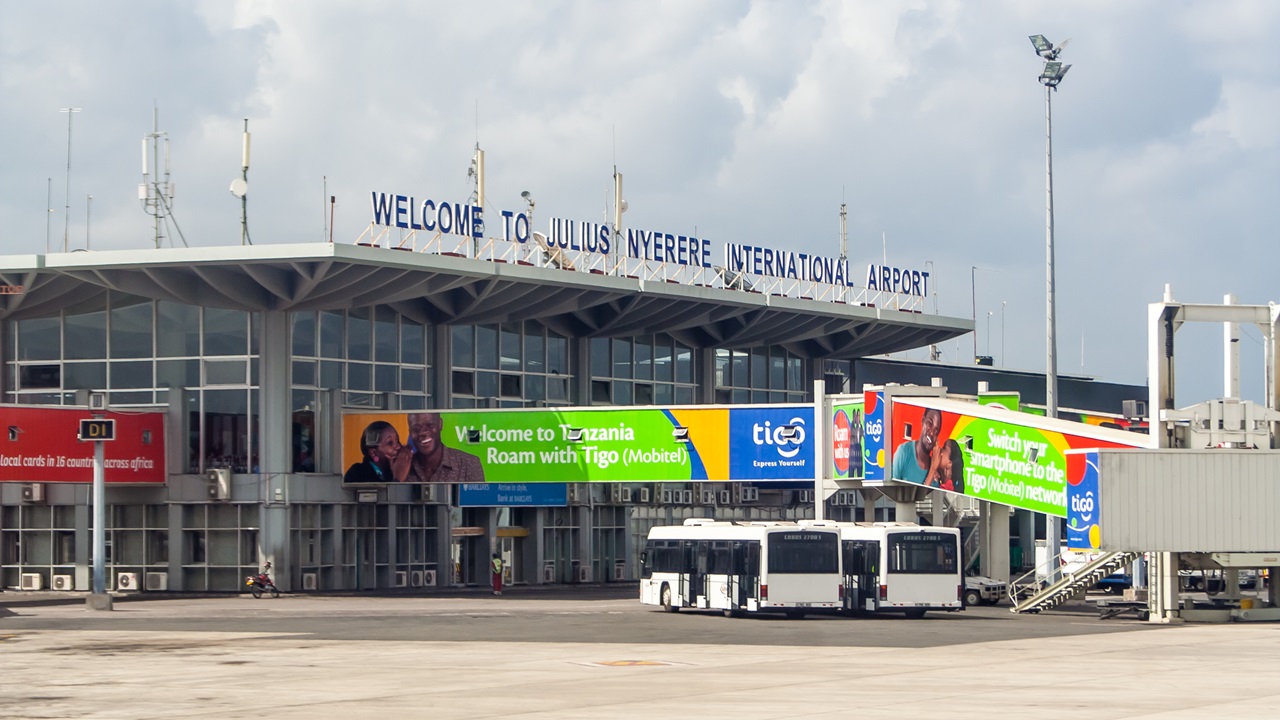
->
xmin=0 ymin=244 xmax=970 ymax=359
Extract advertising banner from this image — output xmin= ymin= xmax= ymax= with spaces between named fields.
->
xmin=0 ymin=406 xmax=166 ymax=483
xmin=889 ymin=399 xmax=1140 ymax=517
xmin=862 ymin=391 xmax=887 ymax=481
xmin=1065 ymin=450 xmax=1102 ymax=551
xmin=342 ymin=405 xmax=814 ymax=484
xmin=458 ymin=483 xmax=568 ymax=507
xmin=830 ymin=400 xmax=864 ymax=480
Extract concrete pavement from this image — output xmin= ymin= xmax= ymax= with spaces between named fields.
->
xmin=2 ymin=592 xmax=1278 ymax=719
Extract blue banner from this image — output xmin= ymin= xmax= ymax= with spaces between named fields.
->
xmin=862 ymin=391 xmax=886 ymax=481
xmin=727 ymin=406 xmax=814 ymax=481
xmin=458 ymin=483 xmax=568 ymax=507
xmin=1066 ymin=451 xmax=1101 ymax=551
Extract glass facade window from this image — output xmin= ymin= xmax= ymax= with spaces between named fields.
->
xmin=64 ymin=310 xmax=106 ymax=360
xmin=292 ymin=312 xmax=317 ymax=357
xmin=110 ymin=301 xmax=153 ymax=359
xmin=589 ymin=333 xmax=697 ymax=406
xmin=16 ymin=317 xmax=60 ymax=360
xmin=157 ymin=302 xmax=200 ymax=357
xmin=714 ymin=345 xmax=808 ymax=404
xmin=203 ymin=308 xmax=248 ymax=357
xmin=451 ymin=322 xmax=571 ymax=406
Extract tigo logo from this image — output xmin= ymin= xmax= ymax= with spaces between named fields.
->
xmin=753 ymin=417 xmax=806 ymax=458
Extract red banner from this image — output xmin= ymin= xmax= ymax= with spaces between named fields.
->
xmin=0 ymin=407 xmax=166 ymax=483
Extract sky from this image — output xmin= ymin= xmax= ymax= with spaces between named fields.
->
xmin=1 ymin=1 xmax=1277 ymax=408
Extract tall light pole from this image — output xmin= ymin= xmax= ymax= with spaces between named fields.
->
xmin=986 ymin=311 xmax=993 ymax=356
xmin=1030 ymin=33 xmax=1071 ymax=576
xmin=1001 ymin=300 xmax=1007 ymax=366
xmin=59 ymin=107 xmax=82 ymax=253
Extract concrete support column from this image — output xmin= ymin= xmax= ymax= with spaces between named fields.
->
xmin=576 ymin=504 xmax=593 ymax=582
xmin=433 ymin=325 xmax=452 ymax=407
xmin=574 ymin=337 xmax=593 ymax=405
xmin=859 ymin=490 xmax=878 ymax=523
xmin=877 ymin=484 xmax=928 ymax=524
xmin=1149 ymin=551 xmax=1182 ymax=623
xmin=697 ymin=346 xmax=717 ymax=404
xmin=977 ymin=502 xmax=1012 ymax=583
xmin=167 ymin=503 xmax=185 ymax=592
xmin=433 ymin=504 xmax=451 ymax=586
xmin=531 ymin=508 xmax=548 ymax=585
xmin=258 ymin=310 xmax=292 ymax=587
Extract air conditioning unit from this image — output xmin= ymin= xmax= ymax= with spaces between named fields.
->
xmin=799 ymin=489 xmax=814 ymax=503
xmin=422 ymin=569 xmax=437 ymax=587
xmin=660 ymin=489 xmax=675 ymax=504
xmin=89 ymin=392 xmax=107 ymax=410
xmin=567 ymin=484 xmax=586 ymax=505
xmin=609 ymin=484 xmax=623 ymax=503
xmin=394 ymin=571 xmax=408 ymax=587
xmin=52 ymin=574 xmax=74 ymax=591
xmin=542 ymin=564 xmax=556 ymax=583
xmin=680 ymin=489 xmax=694 ymax=504
xmin=639 ymin=487 xmax=652 ymax=504
xmin=301 ymin=572 xmax=318 ymax=591
xmin=620 ymin=487 xmax=632 ymax=503
xmin=21 ymin=483 xmax=45 ymax=503
xmin=20 ymin=573 xmax=43 ymax=591
xmin=116 ymin=572 xmax=139 ymax=592
xmin=613 ymin=562 xmax=626 ymax=581
xmin=206 ymin=468 xmax=231 ymax=501
xmin=740 ymin=486 xmax=759 ymax=503
xmin=719 ymin=490 xmax=732 ymax=505
xmin=144 ymin=572 xmax=168 ymax=591
xmin=577 ymin=566 xmax=591 ymax=583
xmin=409 ymin=570 xmax=425 ymax=587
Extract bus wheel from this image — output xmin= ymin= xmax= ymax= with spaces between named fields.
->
xmin=904 ymin=609 xmax=927 ymax=619
xmin=963 ymin=589 xmax=982 ymax=607
xmin=661 ymin=584 xmax=678 ymax=613
xmin=723 ymin=608 xmax=742 ymax=618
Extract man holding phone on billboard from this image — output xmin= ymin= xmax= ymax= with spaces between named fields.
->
xmin=405 ymin=412 xmax=485 ymax=483
xmin=891 ymin=407 xmax=942 ymax=485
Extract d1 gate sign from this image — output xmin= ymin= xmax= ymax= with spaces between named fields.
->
xmin=78 ymin=419 xmax=116 ymax=442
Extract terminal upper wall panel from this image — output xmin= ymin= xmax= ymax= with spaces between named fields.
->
xmin=0 ymin=245 xmax=970 ymax=358
xmin=1097 ymin=450 xmax=1280 ymax=552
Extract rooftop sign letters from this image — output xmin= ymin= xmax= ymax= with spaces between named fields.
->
xmin=370 ymin=191 xmax=929 ymax=297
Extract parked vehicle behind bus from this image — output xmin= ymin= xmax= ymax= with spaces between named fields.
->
xmin=640 ymin=519 xmax=841 ymax=617
xmin=805 ymin=521 xmax=963 ymax=618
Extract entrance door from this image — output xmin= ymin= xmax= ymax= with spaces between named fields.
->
xmin=688 ymin=541 xmax=707 ymax=607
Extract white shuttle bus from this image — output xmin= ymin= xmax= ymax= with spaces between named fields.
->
xmin=640 ymin=519 xmax=842 ymax=617
xmin=806 ymin=521 xmax=963 ymax=618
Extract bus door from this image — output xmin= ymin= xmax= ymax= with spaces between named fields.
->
xmin=690 ymin=541 xmax=708 ymax=607
xmin=843 ymin=540 xmax=880 ymax=611
xmin=730 ymin=540 xmax=752 ymax=610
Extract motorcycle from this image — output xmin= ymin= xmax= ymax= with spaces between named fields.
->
xmin=246 ymin=561 xmax=280 ymax=598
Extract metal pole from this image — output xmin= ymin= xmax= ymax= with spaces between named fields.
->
xmin=971 ymin=266 xmax=978 ymax=361
xmin=1044 ymin=80 xmax=1061 ymax=574
xmin=45 ymin=178 xmax=52 ymax=254
xmin=1002 ymin=301 xmax=1007 ymax=366
xmin=86 ymin=194 xmax=92 ymax=250
xmin=92 ymin=436 xmax=105 ymax=595
xmin=60 ymin=107 xmax=81 ymax=253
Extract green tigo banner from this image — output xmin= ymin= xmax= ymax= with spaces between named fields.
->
xmin=342 ymin=405 xmax=814 ymax=484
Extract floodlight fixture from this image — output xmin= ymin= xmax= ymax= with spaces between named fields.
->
xmin=672 ymin=426 xmax=690 ymax=442
xmin=566 ymin=427 xmax=584 ymax=443
xmin=1040 ymin=61 xmax=1072 ymax=88
xmin=1029 ymin=34 xmax=1053 ymax=57
xmin=1029 ymin=34 xmax=1069 ymax=61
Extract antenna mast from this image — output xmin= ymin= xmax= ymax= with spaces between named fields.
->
xmin=139 ymin=106 xmax=188 ymax=247
xmin=838 ymin=203 xmax=847 ymax=261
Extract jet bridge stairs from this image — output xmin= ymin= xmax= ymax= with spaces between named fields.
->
xmin=1010 ymin=551 xmax=1140 ymax=614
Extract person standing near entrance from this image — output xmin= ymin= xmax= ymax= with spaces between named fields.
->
xmin=491 ymin=553 xmax=504 ymax=595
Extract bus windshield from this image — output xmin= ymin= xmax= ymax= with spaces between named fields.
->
xmin=766 ymin=532 xmax=838 ymax=574
xmin=887 ymin=532 xmax=957 ymax=574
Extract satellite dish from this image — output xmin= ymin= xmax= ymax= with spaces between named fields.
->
xmin=229 ymin=178 xmax=248 ymax=198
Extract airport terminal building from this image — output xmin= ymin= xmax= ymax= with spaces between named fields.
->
xmin=0 ymin=227 xmax=1133 ymax=594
